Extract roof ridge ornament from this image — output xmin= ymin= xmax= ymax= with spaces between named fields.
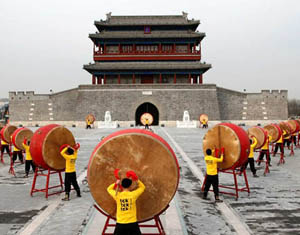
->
xmin=106 ymin=12 xmax=112 ymax=21
xmin=182 ymin=11 xmax=188 ymax=20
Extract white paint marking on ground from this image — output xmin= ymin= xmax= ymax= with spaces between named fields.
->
xmin=160 ymin=127 xmax=252 ymax=235
xmin=18 ymin=170 xmax=87 ymax=235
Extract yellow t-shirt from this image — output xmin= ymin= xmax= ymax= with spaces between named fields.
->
xmin=60 ymin=147 xmax=77 ymax=173
xmin=261 ymin=135 xmax=272 ymax=150
xmin=145 ymin=119 xmax=149 ymax=125
xmin=248 ymin=137 xmax=257 ymax=158
xmin=22 ymin=143 xmax=32 ymax=161
xmin=205 ymin=154 xmax=223 ymax=175
xmin=277 ymin=130 xmax=286 ymax=144
xmin=1 ymin=140 xmax=8 ymax=145
xmin=13 ymin=146 xmax=20 ymax=152
xmin=107 ymin=180 xmax=145 ymax=224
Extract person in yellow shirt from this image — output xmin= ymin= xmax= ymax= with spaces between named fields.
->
xmin=1 ymin=139 xmax=10 ymax=163
xmin=273 ymin=130 xmax=285 ymax=156
xmin=12 ymin=145 xmax=24 ymax=164
xmin=258 ymin=135 xmax=272 ymax=166
xmin=60 ymin=145 xmax=81 ymax=201
xmin=22 ymin=140 xmax=36 ymax=177
xmin=145 ymin=118 xmax=149 ymax=130
xmin=86 ymin=120 xmax=92 ymax=129
xmin=241 ymin=137 xmax=259 ymax=177
xmin=107 ymin=171 xmax=145 ymax=235
xmin=202 ymin=120 xmax=208 ymax=129
xmin=202 ymin=148 xmax=224 ymax=202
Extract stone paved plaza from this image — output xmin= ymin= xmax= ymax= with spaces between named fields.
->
xmin=0 ymin=126 xmax=300 ymax=235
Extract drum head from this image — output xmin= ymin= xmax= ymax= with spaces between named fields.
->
xmin=88 ymin=129 xmax=179 ymax=222
xmin=42 ymin=126 xmax=76 ymax=170
xmin=140 ymin=113 xmax=153 ymax=126
xmin=85 ymin=114 xmax=95 ymax=124
xmin=264 ymin=124 xmax=281 ymax=143
xmin=14 ymin=128 xmax=33 ymax=150
xmin=203 ymin=125 xmax=241 ymax=170
xmin=247 ymin=127 xmax=267 ymax=148
xmin=199 ymin=114 xmax=208 ymax=123
xmin=287 ymin=120 xmax=299 ymax=134
xmin=2 ymin=125 xmax=17 ymax=143
xmin=279 ymin=122 xmax=292 ymax=138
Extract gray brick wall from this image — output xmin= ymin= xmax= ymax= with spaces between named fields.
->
xmin=8 ymin=84 xmax=288 ymax=123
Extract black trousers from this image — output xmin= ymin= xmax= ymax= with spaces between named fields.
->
xmin=114 ymin=222 xmax=141 ymax=235
xmin=242 ymin=158 xmax=256 ymax=175
xmin=86 ymin=125 xmax=91 ymax=129
xmin=258 ymin=150 xmax=270 ymax=164
xmin=1 ymin=145 xmax=10 ymax=154
xmin=284 ymin=139 xmax=290 ymax=147
xmin=25 ymin=160 xmax=36 ymax=175
xmin=65 ymin=172 xmax=80 ymax=194
xmin=203 ymin=174 xmax=219 ymax=198
xmin=12 ymin=151 xmax=23 ymax=163
xmin=291 ymin=136 xmax=297 ymax=145
xmin=145 ymin=124 xmax=149 ymax=129
xmin=274 ymin=143 xmax=284 ymax=154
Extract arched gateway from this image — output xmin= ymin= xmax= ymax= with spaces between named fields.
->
xmin=135 ymin=103 xmax=159 ymax=126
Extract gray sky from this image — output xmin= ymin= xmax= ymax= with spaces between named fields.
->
xmin=0 ymin=0 xmax=299 ymax=99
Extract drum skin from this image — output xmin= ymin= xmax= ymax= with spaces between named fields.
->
xmin=30 ymin=124 xmax=75 ymax=170
xmin=12 ymin=128 xmax=33 ymax=151
xmin=247 ymin=126 xmax=267 ymax=149
xmin=279 ymin=122 xmax=292 ymax=138
xmin=87 ymin=129 xmax=179 ymax=222
xmin=203 ymin=123 xmax=250 ymax=170
xmin=0 ymin=125 xmax=18 ymax=143
xmin=287 ymin=120 xmax=300 ymax=134
xmin=199 ymin=114 xmax=208 ymax=123
xmin=263 ymin=124 xmax=282 ymax=143
xmin=140 ymin=113 xmax=153 ymax=126
xmin=85 ymin=114 xmax=96 ymax=124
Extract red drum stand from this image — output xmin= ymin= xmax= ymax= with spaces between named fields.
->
xmin=201 ymin=168 xmax=250 ymax=200
xmin=30 ymin=167 xmax=64 ymax=198
xmin=94 ymin=204 xmax=166 ymax=235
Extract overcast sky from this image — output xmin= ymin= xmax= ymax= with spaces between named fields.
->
xmin=0 ymin=0 xmax=299 ymax=99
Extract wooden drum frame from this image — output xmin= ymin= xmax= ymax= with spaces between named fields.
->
xmin=30 ymin=124 xmax=76 ymax=170
xmin=87 ymin=129 xmax=180 ymax=222
xmin=203 ymin=123 xmax=250 ymax=170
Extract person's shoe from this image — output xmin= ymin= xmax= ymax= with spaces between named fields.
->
xmin=253 ymin=174 xmax=259 ymax=178
xmin=62 ymin=194 xmax=70 ymax=201
xmin=215 ymin=197 xmax=223 ymax=203
xmin=23 ymin=175 xmax=29 ymax=178
xmin=268 ymin=163 xmax=272 ymax=167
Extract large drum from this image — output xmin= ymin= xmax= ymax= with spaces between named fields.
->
xmin=263 ymin=124 xmax=282 ymax=143
xmin=87 ymin=129 xmax=179 ymax=222
xmin=247 ymin=126 xmax=267 ymax=149
xmin=11 ymin=127 xmax=33 ymax=151
xmin=199 ymin=114 xmax=208 ymax=123
xmin=279 ymin=122 xmax=292 ymax=138
xmin=203 ymin=123 xmax=250 ymax=170
xmin=85 ymin=114 xmax=96 ymax=124
xmin=0 ymin=125 xmax=18 ymax=143
xmin=140 ymin=113 xmax=153 ymax=126
xmin=287 ymin=120 xmax=300 ymax=134
xmin=30 ymin=124 xmax=76 ymax=170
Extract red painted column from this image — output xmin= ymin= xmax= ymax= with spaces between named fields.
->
xmin=118 ymin=74 xmax=121 ymax=84
xmin=92 ymin=75 xmax=96 ymax=85
xmin=199 ymin=74 xmax=203 ymax=84
xmin=159 ymin=43 xmax=162 ymax=53
xmin=188 ymin=43 xmax=191 ymax=53
xmin=159 ymin=74 xmax=162 ymax=83
xmin=133 ymin=44 xmax=136 ymax=53
xmin=188 ymin=74 xmax=191 ymax=84
xmin=97 ymin=76 xmax=101 ymax=85
xmin=118 ymin=44 xmax=121 ymax=53
xmin=132 ymin=74 xmax=136 ymax=84
xmin=174 ymin=74 xmax=176 ymax=84
xmin=104 ymin=75 xmax=106 ymax=84
xmin=173 ymin=43 xmax=176 ymax=53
